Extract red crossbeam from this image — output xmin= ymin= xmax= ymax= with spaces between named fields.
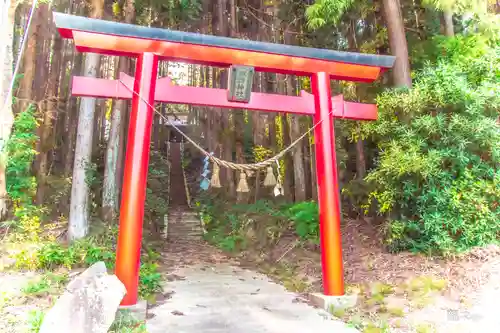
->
xmin=70 ymin=31 xmax=382 ymax=82
xmin=71 ymin=74 xmax=377 ymax=120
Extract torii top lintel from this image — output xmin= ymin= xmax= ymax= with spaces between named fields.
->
xmin=53 ymin=12 xmax=395 ymax=82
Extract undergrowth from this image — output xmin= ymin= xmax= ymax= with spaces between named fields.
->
xmin=27 ymin=310 xmax=45 ymax=333
xmin=365 ymin=35 xmax=500 ymax=255
xmin=1 ymin=105 xmax=165 ymax=303
xmin=196 ymin=197 xmax=320 ymax=252
xmin=109 ymin=311 xmax=148 ymax=333
xmin=22 ymin=272 xmax=69 ymax=297
xmin=11 ymin=224 xmax=162 ymax=299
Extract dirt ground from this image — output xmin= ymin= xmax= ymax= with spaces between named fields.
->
xmin=0 ymin=270 xmax=46 ymax=333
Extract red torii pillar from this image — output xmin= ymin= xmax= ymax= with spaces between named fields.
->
xmin=54 ymin=12 xmax=395 ymax=306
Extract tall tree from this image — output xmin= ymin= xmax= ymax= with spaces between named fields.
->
xmin=63 ymin=52 xmax=83 ymax=176
xmin=36 ymin=8 xmax=64 ymax=204
xmin=0 ymin=0 xmax=17 ymax=218
xmin=306 ymin=0 xmax=412 ymax=87
xmin=18 ymin=4 xmax=44 ymax=112
xmin=68 ymin=0 xmax=104 ymax=240
xmin=284 ymin=23 xmax=307 ymax=201
xmin=382 ymin=0 xmax=412 ymax=87
xmin=443 ymin=10 xmax=455 ymax=36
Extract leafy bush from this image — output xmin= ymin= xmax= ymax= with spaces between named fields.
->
xmin=138 ymin=262 xmax=163 ymax=298
xmin=2 ymin=105 xmax=41 ymax=233
xmin=203 ymin=207 xmax=248 ymax=252
xmin=365 ymin=35 xmax=500 ymax=254
xmin=15 ymin=227 xmax=118 ymax=270
xmin=5 ymin=105 xmax=38 ymax=207
xmin=285 ymin=201 xmax=319 ymax=243
xmin=14 ymin=225 xmax=163 ymax=298
xmin=199 ymin=198 xmax=321 ymax=249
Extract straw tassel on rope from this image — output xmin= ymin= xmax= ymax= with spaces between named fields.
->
xmin=263 ymin=165 xmax=277 ymax=187
xmin=119 ymin=79 xmax=337 ymax=177
xmin=273 ymin=160 xmax=284 ymax=196
xmin=210 ymin=162 xmax=221 ymax=188
xmin=236 ymin=171 xmax=250 ymax=193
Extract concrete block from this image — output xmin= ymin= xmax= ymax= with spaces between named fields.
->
xmin=309 ymin=293 xmax=358 ymax=312
xmin=117 ymin=300 xmax=148 ymax=322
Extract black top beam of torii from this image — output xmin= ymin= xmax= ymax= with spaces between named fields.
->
xmin=53 ymin=12 xmax=395 ymax=82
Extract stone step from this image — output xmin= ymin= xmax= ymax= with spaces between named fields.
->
xmin=168 ymin=211 xmax=198 ymax=215
xmin=168 ymin=224 xmax=202 ymax=229
xmin=168 ymin=226 xmax=203 ymax=231
xmin=168 ymin=236 xmax=203 ymax=240
xmin=168 ymin=215 xmax=199 ymax=220
xmin=168 ymin=228 xmax=202 ymax=232
xmin=168 ymin=219 xmax=200 ymax=223
xmin=168 ymin=220 xmax=200 ymax=223
xmin=169 ymin=228 xmax=200 ymax=232
xmin=167 ymin=235 xmax=203 ymax=241
xmin=168 ymin=235 xmax=203 ymax=239
xmin=168 ymin=231 xmax=203 ymax=235
xmin=169 ymin=230 xmax=202 ymax=234
xmin=169 ymin=228 xmax=201 ymax=232
xmin=168 ymin=218 xmax=199 ymax=223
xmin=164 ymin=206 xmax=205 ymax=241
xmin=169 ymin=220 xmax=200 ymax=224
xmin=169 ymin=226 xmax=201 ymax=230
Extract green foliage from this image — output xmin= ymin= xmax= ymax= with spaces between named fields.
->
xmin=8 ymin=205 xmax=46 ymax=242
xmin=27 ymin=309 xmax=45 ymax=333
xmin=411 ymin=34 xmax=491 ymax=70
xmin=198 ymin=197 xmax=321 ymax=250
xmin=84 ymin=161 xmax=99 ymax=188
xmin=365 ymin=35 xmax=500 ymax=254
xmin=203 ymin=203 xmax=248 ymax=252
xmin=422 ymin=0 xmax=485 ymax=12
xmin=421 ymin=0 xmax=500 ymax=39
xmin=305 ymin=0 xmax=355 ymax=30
xmin=22 ymin=272 xmax=68 ymax=296
xmin=145 ymin=151 xmax=169 ymax=227
xmin=13 ymin=223 xmax=163 ymax=298
xmin=5 ymin=105 xmax=38 ymax=206
xmin=217 ymin=234 xmax=247 ymax=252
xmin=253 ymin=145 xmax=273 ymax=163
xmin=2 ymin=105 xmax=45 ymax=242
xmin=15 ymin=227 xmax=118 ymax=270
xmin=112 ymin=1 xmax=121 ymax=18
xmin=110 ymin=311 xmax=147 ymax=333
xmin=138 ymin=262 xmax=163 ymax=298
xmin=145 ymin=188 xmax=168 ymax=218
xmin=22 ymin=278 xmax=51 ymax=296
xmin=136 ymin=0 xmax=202 ymax=28
xmin=285 ymin=201 xmax=319 ymax=243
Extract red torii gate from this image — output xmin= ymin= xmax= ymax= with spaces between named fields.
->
xmin=53 ymin=12 xmax=395 ymax=306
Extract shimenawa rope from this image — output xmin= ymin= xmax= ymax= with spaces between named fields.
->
xmin=117 ymin=79 xmax=335 ymax=171
xmin=117 ymin=79 xmax=336 ymax=193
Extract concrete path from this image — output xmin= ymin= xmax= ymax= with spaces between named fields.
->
xmin=147 ymin=263 xmax=357 ymax=333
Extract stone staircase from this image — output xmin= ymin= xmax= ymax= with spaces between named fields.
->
xmin=166 ymin=208 xmax=204 ymax=243
xmin=165 ymin=142 xmax=204 ymax=243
